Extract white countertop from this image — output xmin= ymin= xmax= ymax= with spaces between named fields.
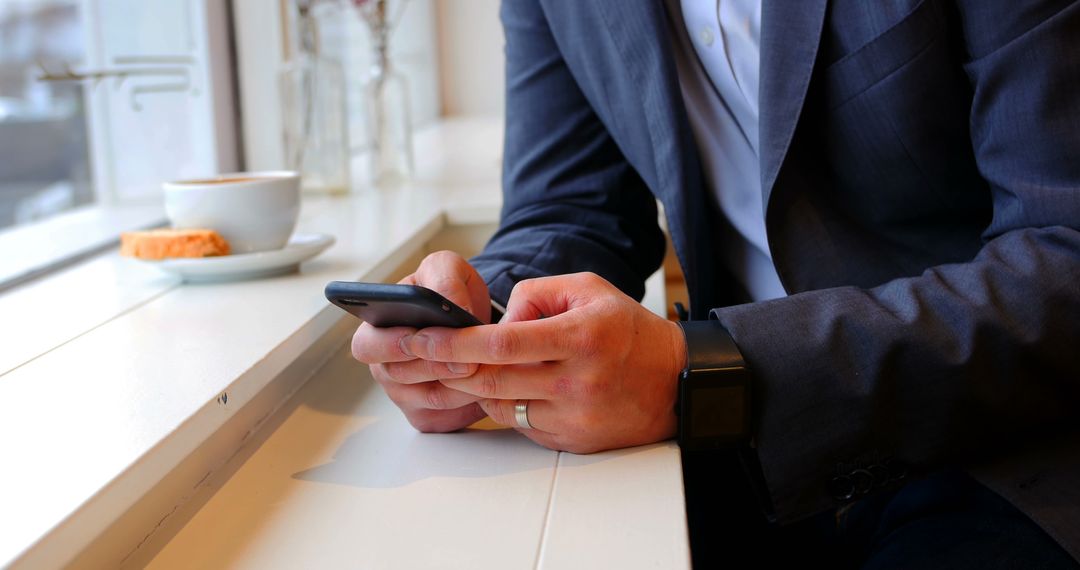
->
xmin=143 ymin=343 xmax=687 ymax=570
xmin=0 ymin=118 xmax=689 ymax=569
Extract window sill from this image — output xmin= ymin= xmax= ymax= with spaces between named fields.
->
xmin=0 ymin=118 xmax=505 ymax=568
xmin=0 ymin=202 xmax=165 ymax=292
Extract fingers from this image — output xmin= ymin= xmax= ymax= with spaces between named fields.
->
xmin=412 ymin=251 xmax=492 ymax=323
xmin=501 ymin=276 xmax=564 ymax=323
xmin=369 ymin=359 xmax=487 ymax=434
xmin=403 ymin=402 xmax=488 ymax=434
xmin=403 ymin=317 xmax=578 ymax=364
xmin=477 ymin=398 xmax=554 ymax=433
xmin=401 ymin=273 xmax=614 ymax=365
xmin=360 ymin=271 xmax=612 ymax=367
xmin=438 ymin=362 xmax=565 ymax=400
xmin=476 ymin=398 xmax=607 ymax=453
xmin=351 ymin=322 xmax=417 ymax=364
xmin=502 ymin=272 xmax=614 ymax=323
xmin=382 ymin=358 xmax=478 ymax=384
xmin=353 ymin=252 xmax=492 ymax=368
xmin=414 ymin=258 xmax=473 ymax=315
xmin=373 ymin=364 xmax=483 ymax=410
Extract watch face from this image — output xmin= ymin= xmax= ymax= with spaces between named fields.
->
xmin=690 ymin=385 xmax=746 ymax=438
xmin=679 ymin=367 xmax=752 ymax=450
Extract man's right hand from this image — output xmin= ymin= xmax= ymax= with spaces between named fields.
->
xmin=350 ymin=251 xmax=493 ymax=433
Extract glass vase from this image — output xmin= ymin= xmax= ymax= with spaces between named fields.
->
xmin=280 ymin=13 xmax=351 ymax=195
xmin=363 ymin=27 xmax=413 ymax=187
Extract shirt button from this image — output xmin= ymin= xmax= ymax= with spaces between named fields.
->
xmin=699 ymin=26 xmax=715 ymax=47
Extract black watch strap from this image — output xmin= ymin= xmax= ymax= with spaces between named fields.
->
xmin=676 ymin=320 xmax=776 ymax=520
xmin=677 ymin=320 xmax=746 ymax=371
xmin=676 ymin=320 xmax=752 ymax=450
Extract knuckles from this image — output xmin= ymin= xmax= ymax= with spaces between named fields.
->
xmin=574 ymin=271 xmax=605 ymax=288
xmin=510 ymin=277 xmax=540 ymax=297
xmin=574 ymin=368 xmax=612 ymax=402
xmin=549 ymin=376 xmax=574 ymax=398
xmin=415 ymin=251 xmax=474 ymax=309
xmin=485 ymin=327 xmax=521 ymax=362
xmin=410 ymin=331 xmax=451 ymax=361
xmin=418 ymin=250 xmax=465 ymax=278
xmin=565 ymin=271 xmax=614 ymax=297
xmin=424 ymin=249 xmax=465 ymax=268
xmin=475 ymin=367 xmax=501 ymax=398
xmin=423 ymin=383 xmax=448 ymax=410
xmin=569 ymin=319 xmax=604 ymax=357
xmin=426 ymin=272 xmax=465 ymax=300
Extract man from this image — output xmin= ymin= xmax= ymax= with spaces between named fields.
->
xmin=352 ymin=0 xmax=1080 ymax=566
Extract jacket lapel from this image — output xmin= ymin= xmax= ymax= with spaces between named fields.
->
xmin=590 ymin=0 xmax=829 ymax=310
xmin=759 ymin=0 xmax=829 ymax=207
xmin=592 ymin=0 xmax=722 ymax=316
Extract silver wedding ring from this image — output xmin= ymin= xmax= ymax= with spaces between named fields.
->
xmin=514 ymin=400 xmax=533 ymax=430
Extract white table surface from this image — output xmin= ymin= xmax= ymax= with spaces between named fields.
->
xmin=145 ymin=343 xmax=689 ymax=570
xmin=0 ymin=117 xmax=689 ymax=569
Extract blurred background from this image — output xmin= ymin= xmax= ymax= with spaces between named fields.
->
xmin=0 ymin=0 xmax=505 ymax=232
xmin=0 ymin=0 xmax=92 ymax=229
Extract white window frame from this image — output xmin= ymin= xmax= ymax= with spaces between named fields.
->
xmin=0 ymin=0 xmax=447 ymax=292
xmin=0 ymin=0 xmax=239 ymax=292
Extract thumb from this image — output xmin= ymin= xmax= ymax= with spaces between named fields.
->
xmin=410 ymin=251 xmax=490 ymax=322
xmin=502 ymin=276 xmax=575 ymax=323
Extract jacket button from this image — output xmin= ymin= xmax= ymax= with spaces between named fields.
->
xmin=851 ymin=468 xmax=874 ymax=496
xmin=829 ymin=475 xmax=855 ymax=501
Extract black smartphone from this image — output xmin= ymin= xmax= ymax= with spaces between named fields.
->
xmin=324 ymin=281 xmax=483 ymax=328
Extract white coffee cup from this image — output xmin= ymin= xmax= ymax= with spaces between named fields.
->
xmin=164 ymin=171 xmax=301 ymax=254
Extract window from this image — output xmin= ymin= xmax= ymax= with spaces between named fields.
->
xmin=0 ymin=0 xmax=447 ymax=290
xmin=0 ymin=0 xmax=238 ymax=289
xmin=0 ymin=0 xmax=93 ymax=231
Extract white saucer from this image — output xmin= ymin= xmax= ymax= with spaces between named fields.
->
xmin=146 ymin=233 xmax=335 ymax=283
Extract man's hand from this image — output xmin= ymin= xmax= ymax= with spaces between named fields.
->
xmin=350 ymin=251 xmax=492 ymax=433
xmin=404 ymin=272 xmax=688 ymax=454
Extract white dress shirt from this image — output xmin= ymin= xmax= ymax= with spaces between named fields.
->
xmin=667 ymin=0 xmax=787 ymax=301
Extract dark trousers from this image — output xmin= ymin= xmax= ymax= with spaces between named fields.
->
xmin=683 ymin=452 xmax=1078 ymax=569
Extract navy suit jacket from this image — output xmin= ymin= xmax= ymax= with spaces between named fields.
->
xmin=471 ymin=0 xmax=1080 ymax=557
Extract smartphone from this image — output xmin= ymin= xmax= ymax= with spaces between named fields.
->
xmin=324 ymin=281 xmax=483 ymax=328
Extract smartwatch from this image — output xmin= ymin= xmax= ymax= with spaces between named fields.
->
xmin=675 ymin=320 xmax=753 ymax=451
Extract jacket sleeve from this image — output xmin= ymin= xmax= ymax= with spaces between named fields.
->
xmin=716 ymin=0 xmax=1080 ymax=523
xmin=469 ymin=0 xmax=665 ymax=305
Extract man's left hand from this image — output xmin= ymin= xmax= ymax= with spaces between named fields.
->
xmin=400 ymin=272 xmax=688 ymax=453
